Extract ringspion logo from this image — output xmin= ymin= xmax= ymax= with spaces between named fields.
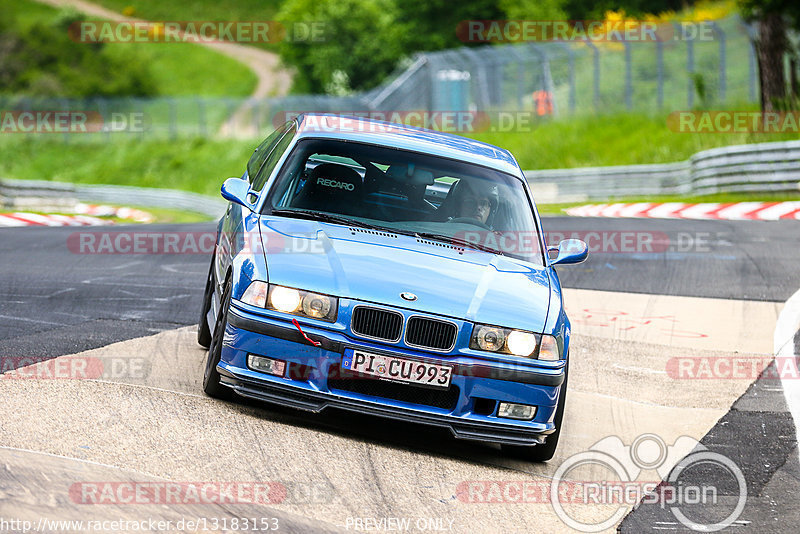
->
xmin=458 ymin=434 xmax=747 ymax=532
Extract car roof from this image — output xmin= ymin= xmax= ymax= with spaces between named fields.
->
xmin=293 ymin=113 xmax=522 ymax=177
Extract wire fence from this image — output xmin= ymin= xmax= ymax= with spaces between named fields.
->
xmin=0 ymin=16 xmax=767 ymax=143
xmin=363 ymin=15 xmax=759 ymax=116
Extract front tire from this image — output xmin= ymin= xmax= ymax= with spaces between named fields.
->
xmin=503 ymin=360 xmax=569 ymax=462
xmin=203 ymin=277 xmax=232 ymax=399
xmin=197 ymin=257 xmax=215 ymax=348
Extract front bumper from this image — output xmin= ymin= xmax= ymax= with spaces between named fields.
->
xmin=219 ymin=305 xmax=566 ymax=447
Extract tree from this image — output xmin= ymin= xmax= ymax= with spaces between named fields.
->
xmin=739 ymin=0 xmax=800 ymax=111
xmin=0 ymin=11 xmax=155 ymax=97
xmin=393 ymin=0 xmax=505 ymax=52
xmin=277 ymin=0 xmax=572 ymax=94
xmin=562 ymin=0 xmax=686 ymax=19
xmin=276 ymin=0 xmax=405 ymax=94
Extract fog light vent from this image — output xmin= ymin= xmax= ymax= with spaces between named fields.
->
xmin=472 ymin=398 xmax=496 ymax=416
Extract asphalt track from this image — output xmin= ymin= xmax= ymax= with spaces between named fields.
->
xmin=1 ymin=217 xmax=798 ymax=533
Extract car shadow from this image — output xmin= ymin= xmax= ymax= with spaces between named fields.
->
xmin=221 ymin=393 xmax=535 ymax=471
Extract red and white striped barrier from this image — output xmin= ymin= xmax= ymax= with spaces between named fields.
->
xmin=565 ymin=202 xmax=800 ymax=220
xmin=0 ymin=204 xmax=155 ymax=227
xmin=75 ymin=203 xmax=154 ymax=223
xmin=0 ymin=212 xmax=113 ymax=227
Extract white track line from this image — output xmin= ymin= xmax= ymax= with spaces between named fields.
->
xmin=775 ymin=287 xmax=800 ymax=463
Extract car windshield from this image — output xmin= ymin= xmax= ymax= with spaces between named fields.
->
xmin=265 ymin=138 xmax=544 ymax=265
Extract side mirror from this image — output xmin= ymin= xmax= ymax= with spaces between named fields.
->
xmin=221 ymin=177 xmax=253 ymax=210
xmin=549 ymin=239 xmax=588 ymax=266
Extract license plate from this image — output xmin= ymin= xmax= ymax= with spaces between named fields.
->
xmin=341 ymin=350 xmax=453 ymax=389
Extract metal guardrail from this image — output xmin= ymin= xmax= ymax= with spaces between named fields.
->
xmin=524 ymin=140 xmax=800 ymax=203
xmin=0 ymin=178 xmax=226 ymax=219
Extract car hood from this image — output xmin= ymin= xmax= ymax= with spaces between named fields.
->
xmin=258 ymin=217 xmax=551 ymax=332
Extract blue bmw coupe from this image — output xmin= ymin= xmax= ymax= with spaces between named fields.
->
xmin=198 ymin=114 xmax=587 ymax=461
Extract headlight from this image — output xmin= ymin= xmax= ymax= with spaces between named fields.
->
xmin=506 ymin=330 xmax=537 ymax=357
xmin=475 ymin=326 xmax=505 ymax=352
xmin=302 ymin=292 xmax=332 ymax=318
xmin=470 ymin=324 xmax=561 ymax=360
xmin=266 ymin=284 xmax=337 ymax=322
xmin=270 ymin=286 xmax=301 ymax=313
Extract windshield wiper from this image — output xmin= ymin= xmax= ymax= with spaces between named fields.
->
xmin=269 ymin=210 xmax=503 ymax=254
xmin=269 ymin=209 xmax=384 ymax=231
xmin=414 ymin=232 xmax=504 ymax=256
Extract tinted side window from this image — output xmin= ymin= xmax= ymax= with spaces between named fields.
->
xmin=246 ymin=122 xmax=291 ymax=184
xmin=251 ymin=124 xmax=297 ymax=192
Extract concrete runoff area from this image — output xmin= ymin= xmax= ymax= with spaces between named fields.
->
xmin=0 ymin=448 xmax=341 ymax=533
xmin=0 ymin=289 xmax=784 ymax=532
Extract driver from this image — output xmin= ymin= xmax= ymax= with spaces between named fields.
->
xmin=456 ymin=180 xmax=499 ymax=225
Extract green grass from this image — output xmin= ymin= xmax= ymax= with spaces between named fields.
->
xmin=89 ymin=0 xmax=283 ymax=50
xmin=2 ymin=0 xmax=257 ymax=98
xmin=2 ymin=206 xmax=212 ymax=223
xmin=104 ymin=42 xmax=256 ymax=98
xmin=129 ymin=205 xmax=213 ymax=222
xmin=0 ymin=136 xmax=255 ymax=196
xmin=0 ymin=0 xmax=56 ymax=27
xmin=468 ymin=109 xmax=800 ymax=170
xmin=90 ymin=0 xmax=283 ymax=24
